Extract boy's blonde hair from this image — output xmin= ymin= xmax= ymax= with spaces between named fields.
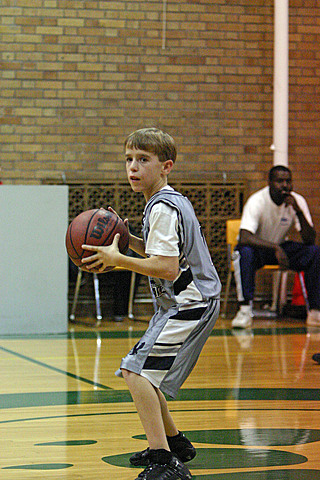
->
xmin=125 ymin=127 xmax=177 ymax=163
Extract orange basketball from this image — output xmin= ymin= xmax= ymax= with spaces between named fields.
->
xmin=65 ymin=208 xmax=129 ymax=273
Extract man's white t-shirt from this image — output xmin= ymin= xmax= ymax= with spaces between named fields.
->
xmin=240 ymin=186 xmax=313 ymax=244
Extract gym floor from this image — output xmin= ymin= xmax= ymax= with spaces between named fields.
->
xmin=1 ymin=312 xmax=320 ymax=479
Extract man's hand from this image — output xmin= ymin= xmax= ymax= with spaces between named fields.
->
xmin=283 ymin=193 xmax=300 ymax=212
xmin=283 ymin=194 xmax=316 ymax=245
xmin=275 ymin=245 xmax=289 ymax=269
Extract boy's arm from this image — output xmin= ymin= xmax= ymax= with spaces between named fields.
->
xmin=115 ymin=251 xmax=179 ymax=281
xmin=82 ymin=234 xmax=179 ymax=281
xmin=128 ymin=232 xmax=147 ymax=258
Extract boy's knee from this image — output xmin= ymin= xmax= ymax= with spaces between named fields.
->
xmin=121 ymin=368 xmax=138 ymax=381
xmin=121 ymin=368 xmax=130 ymax=379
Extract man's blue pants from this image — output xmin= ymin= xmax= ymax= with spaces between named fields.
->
xmin=233 ymin=241 xmax=320 ymax=310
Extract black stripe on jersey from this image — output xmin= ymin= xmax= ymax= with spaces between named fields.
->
xmin=143 ymin=356 xmax=175 ymax=371
xmin=170 ymin=306 xmax=207 ymax=321
xmin=173 ymin=267 xmax=193 ymax=295
xmin=155 ymin=342 xmax=183 ymax=347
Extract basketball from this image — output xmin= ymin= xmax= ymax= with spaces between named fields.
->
xmin=65 ymin=208 xmax=129 ymax=272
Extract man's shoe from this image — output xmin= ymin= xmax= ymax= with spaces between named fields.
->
xmin=231 ymin=305 xmax=253 ymax=329
xmin=312 ymin=353 xmax=320 ymax=364
xmin=306 ymin=309 xmax=320 ymax=327
xmin=307 ymin=326 xmax=320 ymax=341
xmin=130 ymin=432 xmax=196 ymax=466
xmin=135 ymin=449 xmax=192 ymax=480
xmin=231 ymin=328 xmax=254 ymax=349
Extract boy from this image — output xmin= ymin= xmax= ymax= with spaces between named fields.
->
xmin=82 ymin=127 xmax=221 ymax=480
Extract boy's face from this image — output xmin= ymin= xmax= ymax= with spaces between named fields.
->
xmin=125 ymin=146 xmax=173 ymax=200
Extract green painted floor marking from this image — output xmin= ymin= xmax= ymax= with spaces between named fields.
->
xmin=2 ymin=407 xmax=320 ymax=425
xmin=0 ymin=326 xmax=309 ymax=340
xmin=134 ymin=428 xmax=320 ymax=446
xmin=0 ymin=345 xmax=111 ymax=390
xmin=191 ymin=471 xmax=320 ymax=480
xmin=35 ymin=440 xmax=97 ymax=446
xmin=1 ymin=387 xmax=319 ymax=409
xmin=2 ymin=463 xmax=73 ymax=470
xmin=103 ymin=447 xmax=307 ymax=469
xmin=0 ymin=389 xmax=132 ymax=409
xmin=174 ymin=387 xmax=320 ymax=402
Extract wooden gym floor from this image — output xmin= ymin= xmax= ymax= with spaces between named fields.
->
xmin=1 ymin=311 xmax=320 ymax=479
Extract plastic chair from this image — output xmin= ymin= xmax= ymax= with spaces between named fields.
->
xmin=221 ymin=219 xmax=309 ymax=317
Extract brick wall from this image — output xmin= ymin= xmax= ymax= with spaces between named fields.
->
xmin=1 ymin=0 xmax=320 ymax=236
xmin=289 ymin=3 xmax=320 ymax=237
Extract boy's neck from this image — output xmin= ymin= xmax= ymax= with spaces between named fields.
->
xmin=144 ymin=180 xmax=169 ymax=202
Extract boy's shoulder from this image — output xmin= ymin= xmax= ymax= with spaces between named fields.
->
xmin=145 ymin=188 xmax=198 ymax=228
xmin=146 ymin=188 xmax=189 ymax=212
xmin=149 ymin=187 xmax=183 ymax=203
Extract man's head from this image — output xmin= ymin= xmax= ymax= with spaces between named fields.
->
xmin=268 ymin=165 xmax=293 ymax=205
xmin=124 ymin=127 xmax=177 ymax=163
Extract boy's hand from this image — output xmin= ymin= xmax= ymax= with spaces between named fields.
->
xmin=107 ymin=206 xmax=129 ymax=230
xmin=82 ymin=233 xmax=121 ymax=273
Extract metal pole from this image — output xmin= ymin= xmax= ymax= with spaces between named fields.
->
xmin=271 ymin=0 xmax=289 ymax=166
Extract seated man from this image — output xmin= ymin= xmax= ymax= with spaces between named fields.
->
xmin=232 ymin=165 xmax=320 ymax=328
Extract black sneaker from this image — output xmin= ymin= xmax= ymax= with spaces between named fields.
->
xmin=130 ymin=432 xmax=196 ymax=467
xmin=130 ymin=447 xmax=151 ymax=467
xmin=134 ymin=449 xmax=192 ymax=480
xmin=312 ymin=353 xmax=320 ymax=364
xmin=167 ymin=432 xmax=196 ymax=463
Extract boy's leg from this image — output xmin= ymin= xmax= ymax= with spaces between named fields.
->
xmin=125 ymin=371 xmax=196 ymax=468
xmin=156 ymin=388 xmax=196 ymax=463
xmin=123 ymin=369 xmax=192 ymax=478
xmin=129 ymin=380 xmax=196 ymax=467
xmin=156 ymin=388 xmax=179 ymax=437
xmin=122 ymin=369 xmax=170 ymax=451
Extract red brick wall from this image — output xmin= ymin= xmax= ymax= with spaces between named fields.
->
xmin=289 ymin=2 xmax=320 ymax=237
xmin=1 ymin=0 xmax=319 ymax=236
